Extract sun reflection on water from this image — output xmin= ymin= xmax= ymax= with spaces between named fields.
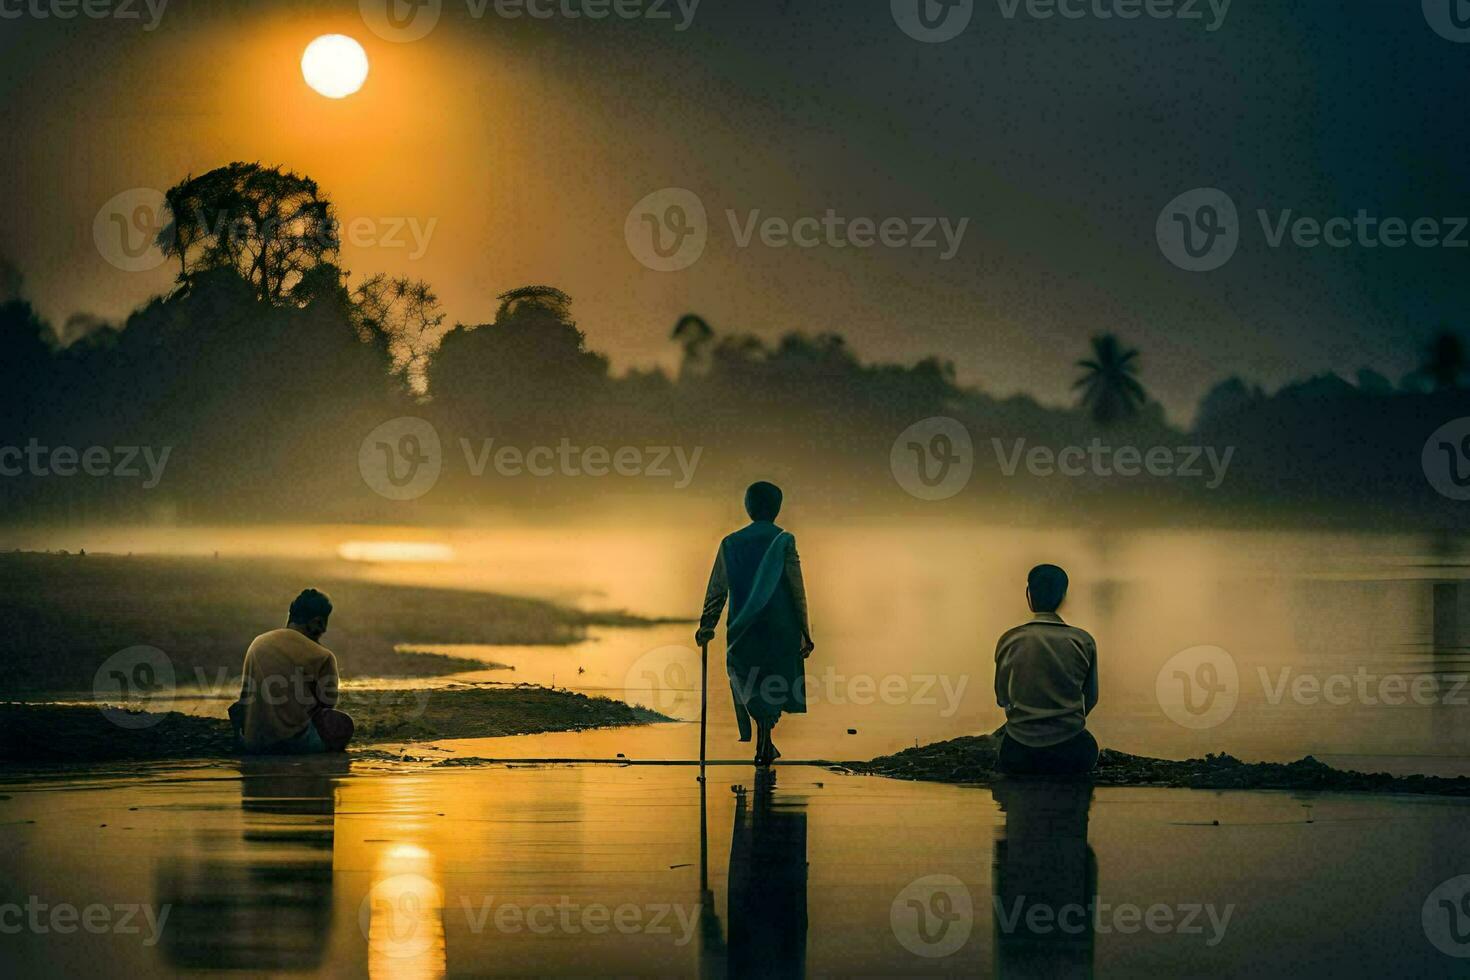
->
xmin=362 ymin=844 xmax=447 ymax=979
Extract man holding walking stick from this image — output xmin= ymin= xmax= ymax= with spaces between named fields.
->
xmin=696 ymin=481 xmax=815 ymax=767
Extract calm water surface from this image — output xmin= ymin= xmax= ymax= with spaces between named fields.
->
xmin=7 ymin=521 xmax=1470 ymax=975
xmin=1 ymin=760 xmax=1467 ymax=977
xmin=13 ymin=521 xmax=1470 ymax=773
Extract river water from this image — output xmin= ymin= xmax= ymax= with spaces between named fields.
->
xmin=6 ymin=522 xmax=1470 ymax=976
xmin=11 ymin=520 xmax=1470 ymax=773
xmin=1 ymin=761 xmax=1468 ymax=976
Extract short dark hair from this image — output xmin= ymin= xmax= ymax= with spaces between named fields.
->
xmin=1027 ymin=564 xmax=1068 ymax=612
xmin=744 ymin=481 xmax=783 ymax=521
xmin=289 ymin=588 xmax=333 ymax=623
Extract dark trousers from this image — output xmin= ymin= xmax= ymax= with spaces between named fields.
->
xmin=998 ymin=729 xmax=1099 ymax=775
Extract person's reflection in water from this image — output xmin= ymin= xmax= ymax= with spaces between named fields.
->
xmin=1431 ymin=579 xmax=1470 ymax=753
xmin=991 ymin=777 xmax=1097 ymax=979
xmin=155 ymin=756 xmax=347 ymax=970
xmin=700 ymin=769 xmax=809 ymax=979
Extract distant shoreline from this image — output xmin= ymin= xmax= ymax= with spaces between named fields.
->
xmin=0 ymin=550 xmax=671 ymax=695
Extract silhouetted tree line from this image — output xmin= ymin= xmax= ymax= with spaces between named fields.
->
xmin=2 ymin=163 xmax=1468 ymax=527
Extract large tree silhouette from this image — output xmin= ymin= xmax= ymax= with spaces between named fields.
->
xmin=427 ymin=287 xmax=609 ymax=432
xmin=352 ymin=274 xmax=446 ymax=391
xmin=1073 ymin=334 xmax=1147 ymax=425
xmin=5 ymin=158 xmax=1466 ymax=525
xmin=157 ymin=163 xmax=339 ymax=305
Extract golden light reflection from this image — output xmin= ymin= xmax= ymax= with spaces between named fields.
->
xmin=363 ymin=843 xmax=447 ymax=979
xmin=338 ymin=540 xmax=456 ymax=563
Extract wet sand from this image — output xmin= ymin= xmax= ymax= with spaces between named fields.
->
xmin=0 ymin=689 xmax=668 ymax=764
xmin=0 ymin=552 xmax=667 ymax=693
xmin=848 ymin=732 xmax=1470 ymax=797
xmin=12 ymin=696 xmax=1470 ymax=805
xmin=0 ymin=759 xmax=1466 ymax=976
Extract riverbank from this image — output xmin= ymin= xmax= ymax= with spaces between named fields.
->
xmin=0 ymin=688 xmax=669 ymax=764
xmin=0 ymin=551 xmax=670 ymax=693
xmin=846 ymin=732 xmax=1470 ymax=796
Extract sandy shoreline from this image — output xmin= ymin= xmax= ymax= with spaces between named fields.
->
xmin=0 ymin=689 xmax=669 ymax=764
xmin=0 ymin=551 xmax=674 ymax=693
xmin=843 ymin=732 xmax=1470 ymax=797
xmin=10 ymin=705 xmax=1470 ymax=800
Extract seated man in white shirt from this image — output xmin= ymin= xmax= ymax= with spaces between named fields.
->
xmin=993 ymin=564 xmax=1099 ymax=775
xmin=229 ymin=589 xmax=354 ymax=754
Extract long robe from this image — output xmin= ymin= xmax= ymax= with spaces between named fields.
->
xmin=700 ymin=521 xmax=811 ymax=742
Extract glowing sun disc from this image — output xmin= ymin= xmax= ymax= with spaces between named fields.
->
xmin=302 ymin=34 xmax=369 ymax=99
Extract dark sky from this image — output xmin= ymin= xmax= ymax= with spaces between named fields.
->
xmin=1 ymin=0 xmax=1466 ymax=421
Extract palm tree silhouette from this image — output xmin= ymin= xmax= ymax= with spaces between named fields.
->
xmin=672 ymin=313 xmax=714 ymax=378
xmin=1074 ymin=334 xmax=1147 ymax=425
xmin=1416 ymin=330 xmax=1468 ymax=391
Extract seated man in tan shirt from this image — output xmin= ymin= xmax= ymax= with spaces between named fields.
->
xmin=993 ymin=564 xmax=1099 ymax=775
xmin=230 ymin=589 xmax=353 ymax=754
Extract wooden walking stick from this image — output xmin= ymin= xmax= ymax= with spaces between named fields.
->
xmin=699 ymin=640 xmax=709 ymax=774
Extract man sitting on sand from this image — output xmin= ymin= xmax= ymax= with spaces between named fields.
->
xmin=229 ymin=589 xmax=353 ymax=754
xmin=993 ymin=564 xmax=1099 ymax=775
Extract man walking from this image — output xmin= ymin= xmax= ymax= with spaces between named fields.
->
xmin=697 ymin=482 xmax=815 ymax=766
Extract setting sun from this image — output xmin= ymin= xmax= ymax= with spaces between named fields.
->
xmin=301 ymin=34 xmax=368 ymax=99
xmin=6 ymin=6 xmax=1469 ymax=978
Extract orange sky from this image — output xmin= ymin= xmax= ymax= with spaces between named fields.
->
xmin=0 ymin=1 xmax=1450 ymax=420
